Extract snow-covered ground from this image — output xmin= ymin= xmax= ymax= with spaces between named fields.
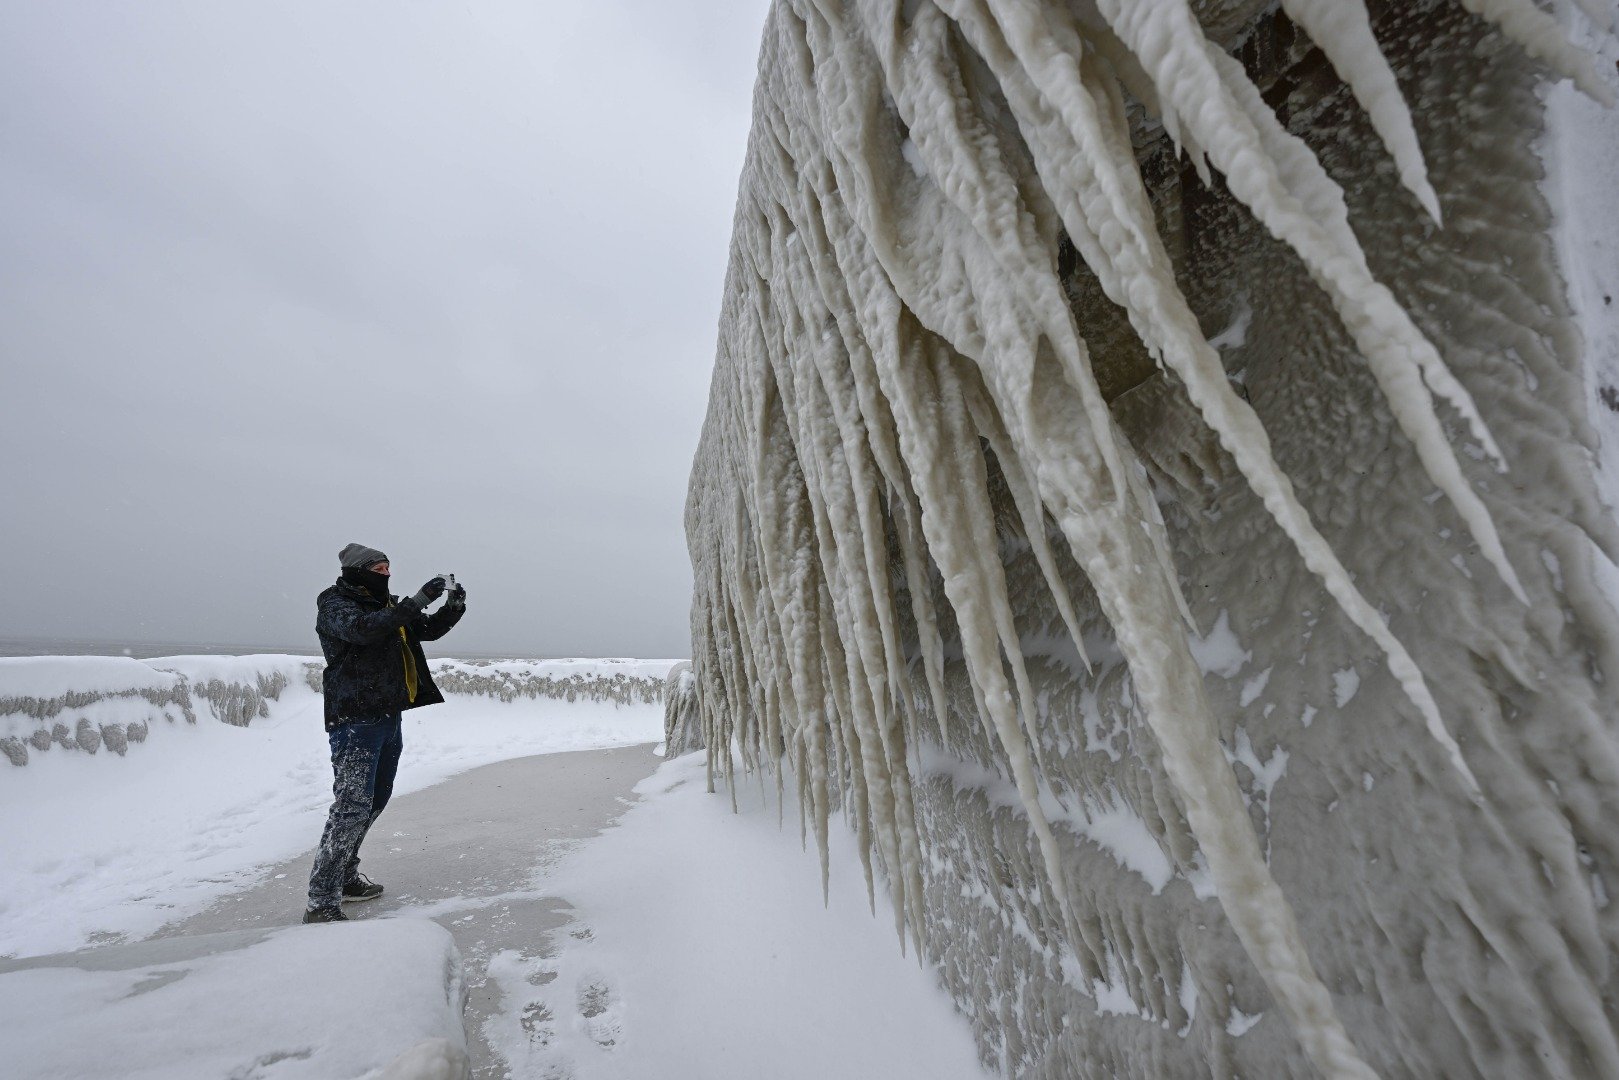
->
xmin=3 ymin=920 xmax=469 ymax=1080
xmin=483 ymin=751 xmax=990 ymax=1080
xmin=1 ymin=654 xmax=993 ymax=1079
xmin=0 ymin=656 xmax=669 ymax=958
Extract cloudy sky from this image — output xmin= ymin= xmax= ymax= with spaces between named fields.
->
xmin=0 ymin=0 xmax=771 ymax=657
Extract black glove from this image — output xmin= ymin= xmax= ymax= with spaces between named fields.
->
xmin=409 ymin=576 xmax=447 ymax=607
xmin=448 ymin=583 xmax=467 ymax=609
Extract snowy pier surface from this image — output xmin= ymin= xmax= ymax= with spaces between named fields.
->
xmin=0 ymin=656 xmax=992 ymax=1078
xmin=0 ymin=653 xmax=678 ymax=958
xmin=686 ymin=0 xmax=1619 ymax=1076
xmin=150 ymin=746 xmax=989 ymax=1080
xmin=0 ymin=920 xmax=470 ymax=1080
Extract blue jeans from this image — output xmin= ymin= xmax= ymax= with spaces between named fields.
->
xmin=306 ymin=713 xmax=403 ymax=911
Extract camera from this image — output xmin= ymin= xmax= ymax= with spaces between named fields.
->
xmin=439 ymin=573 xmax=457 ymax=593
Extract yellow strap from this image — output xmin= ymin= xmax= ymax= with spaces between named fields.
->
xmin=399 ymin=626 xmax=419 ymax=703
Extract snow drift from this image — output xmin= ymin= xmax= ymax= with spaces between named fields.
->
xmin=686 ymin=0 xmax=1619 ymax=1075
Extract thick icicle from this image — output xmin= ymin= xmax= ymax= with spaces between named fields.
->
xmin=963 ymin=379 xmax=1094 ymax=672
xmin=1279 ymin=0 xmax=1443 ymax=222
xmin=954 ymin=0 xmax=1482 ymax=786
xmin=1098 ymin=0 xmax=1529 ymax=604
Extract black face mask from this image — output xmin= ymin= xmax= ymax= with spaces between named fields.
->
xmin=341 ymin=566 xmax=392 ymax=602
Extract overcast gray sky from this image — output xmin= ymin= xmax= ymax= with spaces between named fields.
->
xmin=0 ymin=0 xmax=770 ymax=657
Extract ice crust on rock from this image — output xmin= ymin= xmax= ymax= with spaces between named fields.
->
xmin=687 ymin=1 xmax=1619 ymax=1075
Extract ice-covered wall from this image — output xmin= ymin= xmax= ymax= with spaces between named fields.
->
xmin=0 ymin=656 xmax=676 ymax=768
xmin=686 ymin=1 xmax=1619 ymax=1075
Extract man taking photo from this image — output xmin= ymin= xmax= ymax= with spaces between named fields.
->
xmin=304 ymin=542 xmax=466 ymax=924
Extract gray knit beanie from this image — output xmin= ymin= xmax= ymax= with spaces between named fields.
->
xmin=339 ymin=542 xmax=389 ymax=570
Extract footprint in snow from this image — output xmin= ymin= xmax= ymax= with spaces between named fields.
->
xmin=577 ymin=976 xmax=622 ymax=1049
xmin=520 ymin=1000 xmax=557 ymax=1047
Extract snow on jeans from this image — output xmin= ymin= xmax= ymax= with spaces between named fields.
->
xmin=307 ymin=712 xmax=403 ymax=911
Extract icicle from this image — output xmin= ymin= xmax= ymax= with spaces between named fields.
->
xmin=819 ymin=596 xmax=877 ymax=911
xmin=853 ymin=0 xmax=1136 ymax=511
xmin=1078 ymin=9 xmax=1214 ymax=185
xmin=1454 ymin=0 xmax=1616 ymax=104
xmin=892 ymin=488 xmax=955 ymax=750
xmin=1114 ymin=429 xmax=1195 ymax=634
xmin=796 ymin=359 xmax=925 ymax=940
xmin=1096 ymin=0 xmax=1526 ymax=606
xmin=943 ymin=0 xmax=1482 ymax=788
xmin=793 ymin=179 xmax=955 ymax=762
xmin=964 ymin=377 xmax=1094 ymax=672
xmin=868 ymin=274 xmax=1091 ymax=968
xmin=1197 ymin=40 xmax=1527 ymax=606
xmin=1279 ymin=0 xmax=1443 ymax=222
xmin=935 ymin=353 xmax=1067 ymax=799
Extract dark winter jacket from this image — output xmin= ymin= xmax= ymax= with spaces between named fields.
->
xmin=316 ymin=578 xmax=465 ymax=731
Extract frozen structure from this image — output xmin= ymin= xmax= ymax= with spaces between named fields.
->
xmin=685 ymin=0 xmax=1619 ymax=1075
xmin=663 ymin=661 xmax=703 ymax=754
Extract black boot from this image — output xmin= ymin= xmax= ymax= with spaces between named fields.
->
xmin=303 ymin=906 xmax=348 ymax=924
xmin=341 ymin=873 xmax=384 ymax=902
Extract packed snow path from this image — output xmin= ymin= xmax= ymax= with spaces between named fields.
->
xmin=160 ymin=746 xmax=990 ymax=1080
xmin=159 ymin=746 xmax=656 ymax=1078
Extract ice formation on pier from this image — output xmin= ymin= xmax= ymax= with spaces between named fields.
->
xmin=688 ymin=0 xmax=1619 ymax=1075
